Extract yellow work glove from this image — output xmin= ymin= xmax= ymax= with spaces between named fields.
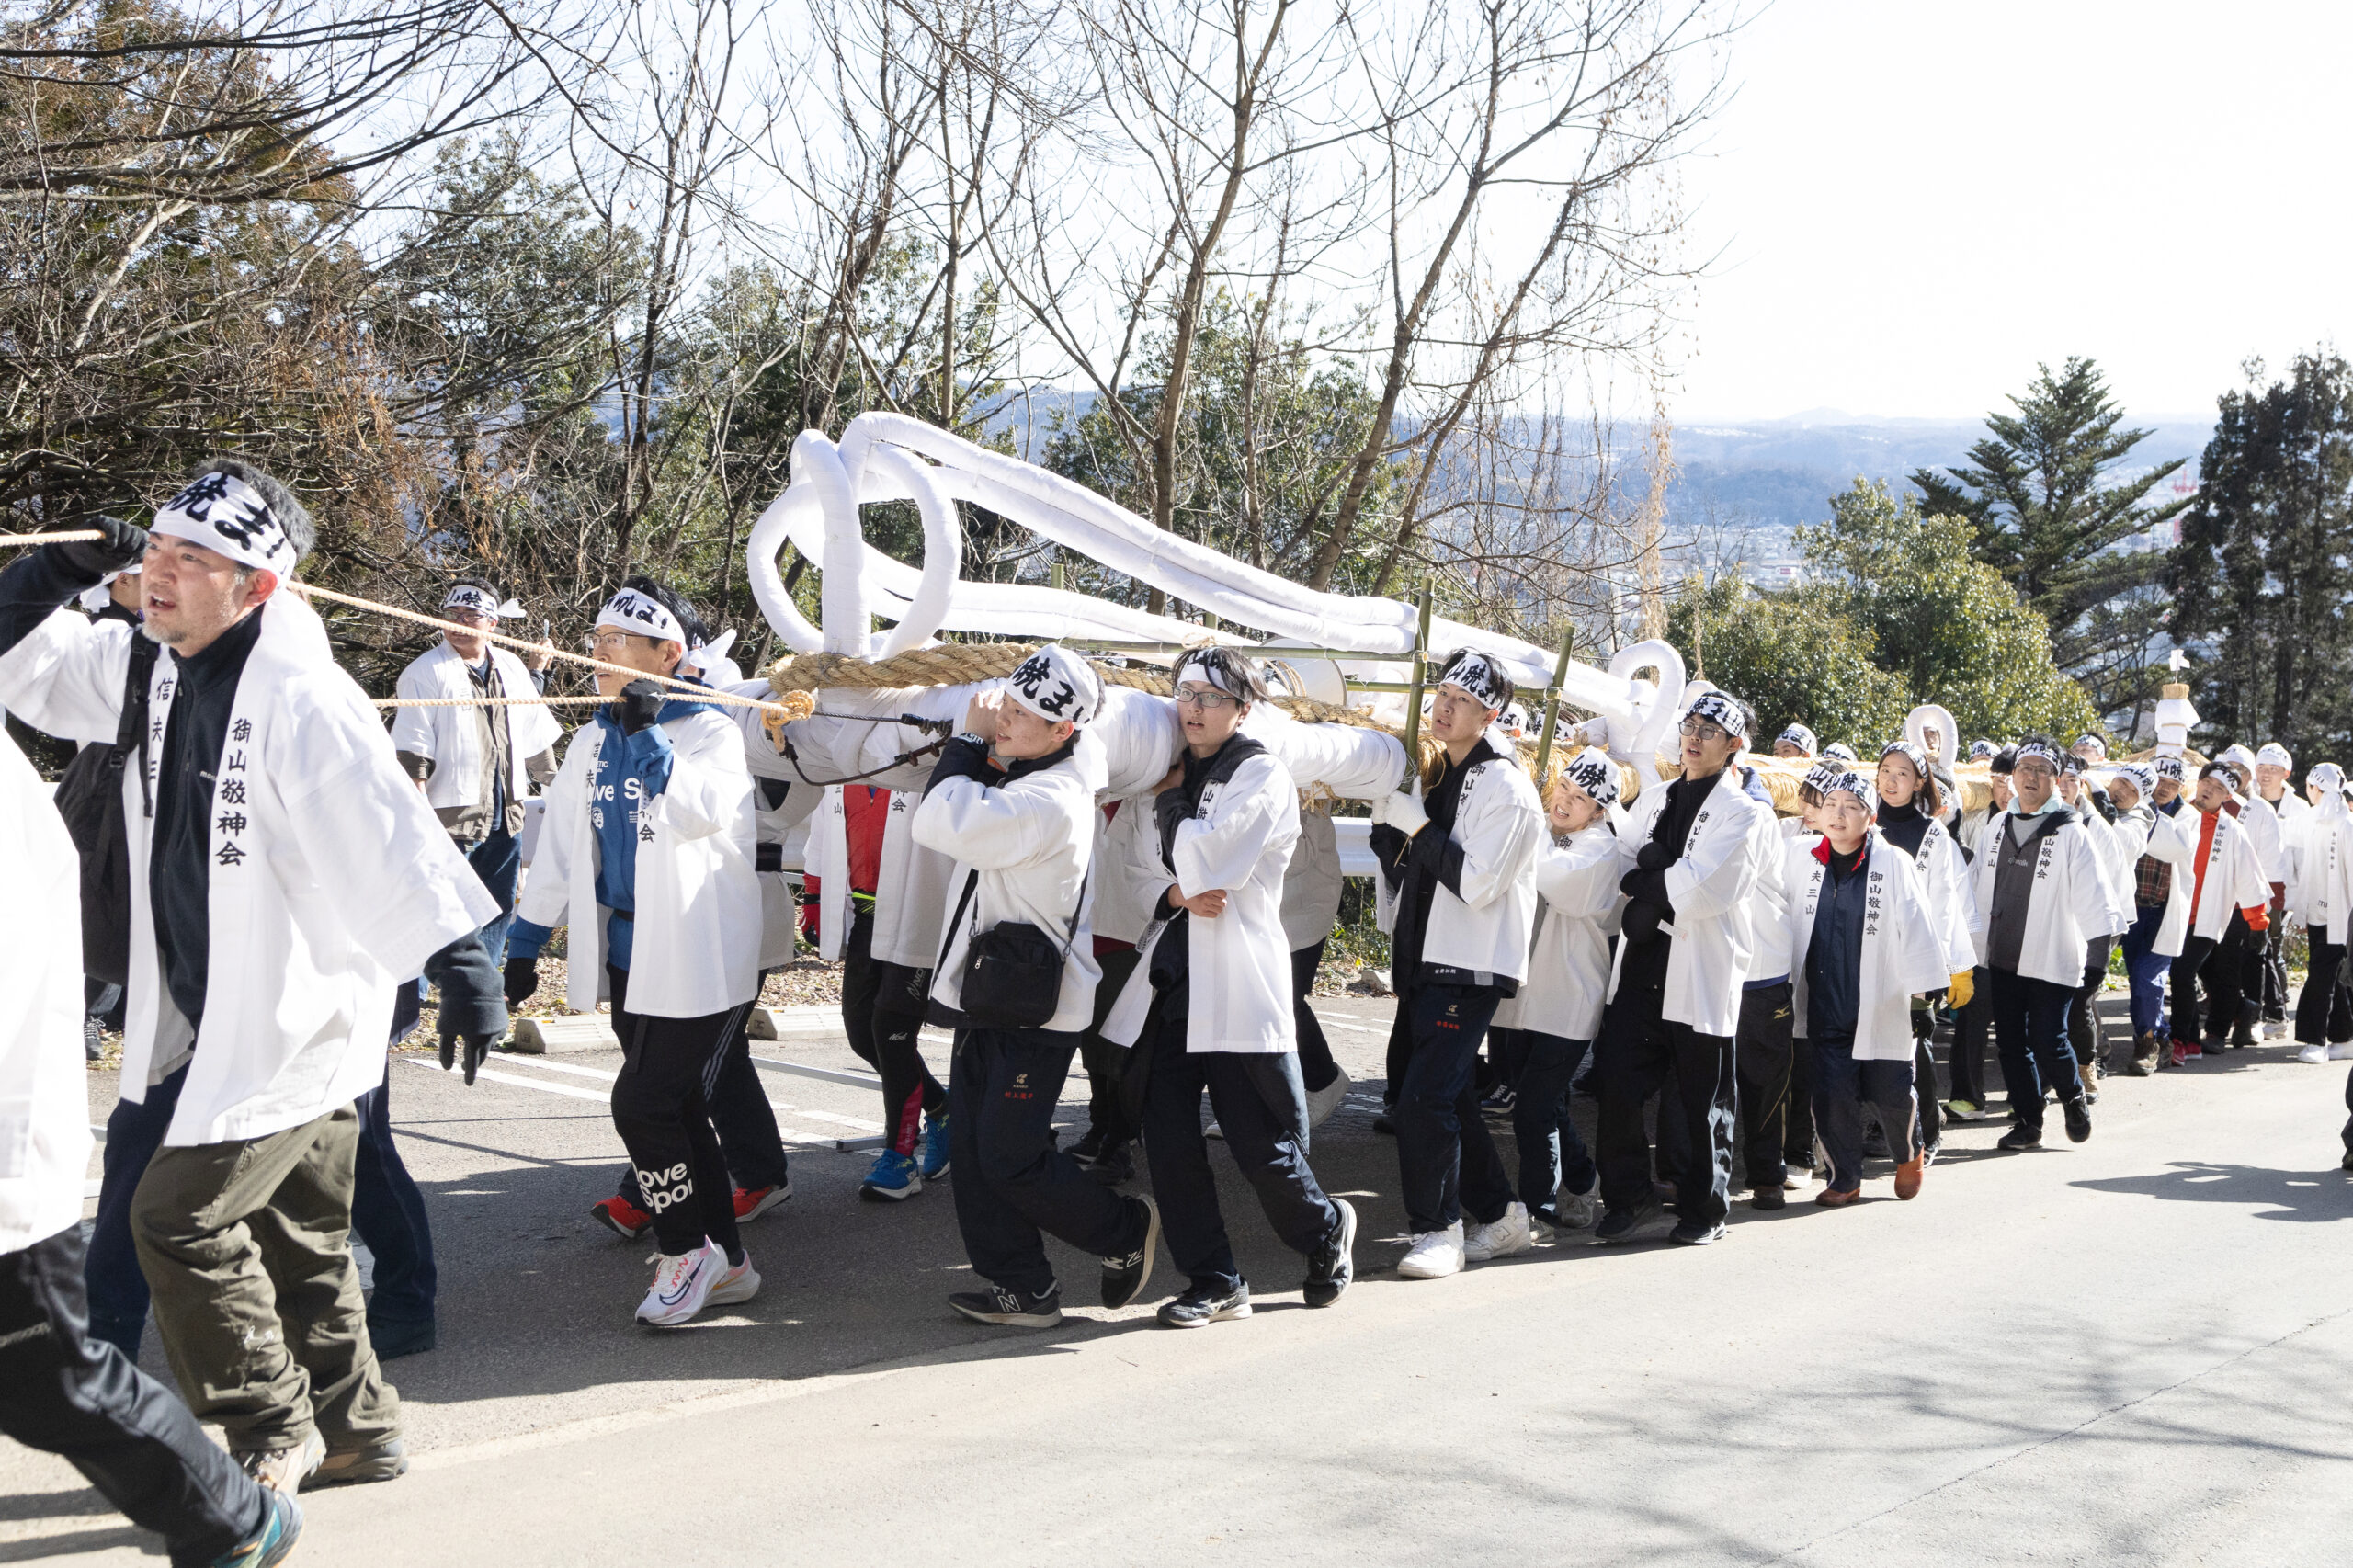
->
xmin=1947 ymin=970 xmax=1974 ymax=1008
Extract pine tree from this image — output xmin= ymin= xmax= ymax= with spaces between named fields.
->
xmin=2167 ymin=352 xmax=2353 ymax=757
xmin=1911 ymin=358 xmax=2190 ymax=713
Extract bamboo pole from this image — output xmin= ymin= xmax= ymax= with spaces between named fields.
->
xmin=1529 ymin=626 xmax=1576 ymax=786
xmin=1399 ymin=587 xmax=1434 ymax=766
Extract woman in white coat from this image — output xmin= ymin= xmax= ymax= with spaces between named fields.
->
xmin=1108 ymin=648 xmax=1355 ymax=1326
xmin=507 ymin=580 xmax=764 ymax=1327
xmin=2107 ymin=762 xmax=2198 ymax=1074
xmin=1786 ymin=771 xmax=1951 ymax=1203
xmin=1870 ymin=741 xmax=1976 ymax=1155
xmin=1491 ymin=748 xmax=1623 ymax=1230
xmin=2290 ymin=764 xmax=2353 ymax=1063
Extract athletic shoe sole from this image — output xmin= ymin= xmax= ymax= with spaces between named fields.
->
xmin=1303 ymin=1199 xmax=1358 ymax=1307
xmin=1101 ymin=1196 xmax=1162 ymax=1310
xmin=734 ymin=1185 xmax=792 ymax=1222
xmin=949 ymin=1297 xmax=1063 ymax=1329
xmin=304 ymin=1440 xmax=406 ymax=1490
xmin=590 ymin=1203 xmax=651 ymax=1240
xmin=859 ymin=1176 xmax=922 ymax=1202
xmin=1158 ymin=1298 xmax=1252 ymax=1327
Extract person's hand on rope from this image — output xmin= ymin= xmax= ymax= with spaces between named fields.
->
xmin=504 ymin=954 xmax=540 ymax=1009
xmin=523 ymin=638 xmax=555 ymax=674
xmin=617 ymin=679 xmax=665 ymax=735
xmin=59 ymin=514 xmax=148 ymax=577
xmin=1383 ymin=785 xmax=1429 ymax=838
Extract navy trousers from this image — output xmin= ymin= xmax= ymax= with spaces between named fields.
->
xmin=1392 ymin=982 xmax=1515 ymax=1233
xmin=1508 ymin=1031 xmax=1597 ymax=1210
xmin=1988 ymin=968 xmax=2083 ymax=1132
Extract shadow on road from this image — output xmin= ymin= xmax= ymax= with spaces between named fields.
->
xmin=2071 ymin=1161 xmax=2353 ymax=1222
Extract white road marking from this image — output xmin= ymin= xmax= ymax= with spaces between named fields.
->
xmin=399 ymin=1057 xmax=860 ymax=1147
xmin=1312 ymin=1012 xmax=1390 ymax=1036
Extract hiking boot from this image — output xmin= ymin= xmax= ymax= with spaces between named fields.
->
xmin=307 ymin=1437 xmax=407 ymax=1490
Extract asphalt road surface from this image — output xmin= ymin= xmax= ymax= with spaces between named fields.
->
xmin=6 ymin=997 xmax=2352 ymax=1566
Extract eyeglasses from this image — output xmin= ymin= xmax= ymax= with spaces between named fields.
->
xmin=588 ymin=630 xmax=634 ymax=653
xmin=1677 ymin=718 xmax=1729 ymax=741
xmin=1174 ymin=685 xmax=1237 ymax=710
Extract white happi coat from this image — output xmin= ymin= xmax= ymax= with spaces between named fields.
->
xmin=2071 ymin=799 xmax=2131 ymax=937
xmin=1740 ymin=769 xmax=1794 ymax=984
xmin=0 ymin=593 xmax=496 ymax=1146
xmin=809 ymin=784 xmax=955 ymax=971
xmin=2291 ymin=796 xmax=2353 ymax=944
xmin=0 ymin=733 xmax=94 ymax=1252
xmin=388 ymin=640 xmax=560 ymax=816
xmin=2238 ymin=790 xmax=2287 ymax=888
xmin=2180 ymin=805 xmax=2273 ymax=946
xmin=1494 ymin=823 xmax=1624 ymax=1042
xmin=1968 ymin=807 xmax=2128 ymax=987
xmin=2114 ymin=803 xmax=2199 ymax=959
xmin=727 ymin=682 xmax=823 ymax=970
xmin=1896 ymin=813 xmax=1980 ymax=977
xmin=1091 ymin=799 xmax=1162 ymax=947
xmin=913 ymin=734 xmax=1108 ymax=1035
xmin=517 ymin=709 xmax=762 ymax=1018
xmin=1105 ymin=747 xmax=1302 ymax=1052
xmin=1372 ymin=754 xmax=1544 ymax=982
xmin=1605 ymin=770 xmax=1775 ymax=1038
xmin=1787 ymin=835 xmax=1952 ymax=1061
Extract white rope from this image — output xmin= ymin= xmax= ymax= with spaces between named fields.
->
xmin=2 ymin=530 xmax=102 ymax=547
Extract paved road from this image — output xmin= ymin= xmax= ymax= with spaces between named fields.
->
xmin=7 ymin=1000 xmax=2352 ymax=1565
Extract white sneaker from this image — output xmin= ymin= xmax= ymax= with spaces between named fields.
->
xmin=1554 ymin=1182 xmax=1599 ymax=1231
xmin=2298 ymin=1043 xmax=2331 ymax=1064
xmin=1397 ymin=1221 xmax=1465 ymax=1278
xmin=1464 ymin=1201 xmax=1534 ymax=1262
xmin=1305 ymin=1067 xmax=1354 ymax=1129
xmin=635 ymin=1240 xmax=726 ymax=1326
xmin=2331 ymin=1042 xmax=2353 ymax=1061
xmin=708 ymin=1249 xmax=761 ymax=1306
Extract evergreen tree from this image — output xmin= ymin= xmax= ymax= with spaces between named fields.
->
xmin=2168 ymin=351 xmax=2353 ymax=758
xmin=1911 ymin=358 xmax=2190 ymax=713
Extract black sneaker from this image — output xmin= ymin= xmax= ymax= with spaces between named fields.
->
xmin=949 ymin=1282 xmax=1063 ymax=1328
xmin=1996 ymin=1125 xmax=2042 ymax=1151
xmin=366 ymin=1314 xmax=436 ymax=1361
xmin=1750 ymin=1186 xmax=1786 ymax=1211
xmin=2063 ymin=1097 xmax=2092 ymax=1143
xmin=1157 ymin=1280 xmax=1251 ymax=1328
xmin=1086 ymin=1141 xmax=1135 ymax=1187
xmin=1101 ymin=1194 xmax=1160 ymax=1309
xmin=1302 ymin=1199 xmax=1357 ymax=1307
xmin=1067 ymin=1126 xmax=1111 ymax=1168
xmin=1592 ymin=1201 xmax=1661 ymax=1244
xmin=1478 ymin=1085 xmax=1517 ymax=1117
xmin=1372 ymin=1111 xmax=1398 ymax=1136
xmin=1669 ymin=1218 xmax=1726 ymax=1246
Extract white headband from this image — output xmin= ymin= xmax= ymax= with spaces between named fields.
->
xmin=444 ymin=585 xmax=526 ymax=619
xmin=2219 ymin=744 xmax=2257 ymax=772
xmin=1685 ymin=690 xmax=1749 ymax=740
xmin=1881 ymin=739 xmax=1929 ymax=776
xmin=2014 ymin=739 xmax=2064 ymax=770
xmin=2256 ymin=742 xmax=2292 ymax=769
xmin=1561 ymin=747 xmax=1620 ymax=807
xmin=1172 ymin=647 xmax=1249 ymax=699
xmin=1802 ymin=761 xmax=1847 ymax=798
xmin=1436 ymin=650 xmax=1509 ymax=711
xmin=2113 ymin=762 xmax=2155 ymax=800
xmin=1822 ymin=742 xmax=1857 ymax=762
xmin=2154 ymin=755 xmax=2186 ymax=780
xmin=597 ymin=587 xmax=692 ymax=649
xmin=152 ymin=472 xmax=294 ymax=574
xmin=1822 ymin=768 xmax=1872 ymax=805
xmin=1776 ymin=723 xmax=1816 ymax=752
xmin=1007 ymin=644 xmax=1101 ymax=727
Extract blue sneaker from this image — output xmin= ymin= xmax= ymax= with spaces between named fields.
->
xmin=920 ymin=1111 xmax=951 ymax=1181
xmin=213 ymin=1487 xmax=302 ymax=1566
xmin=860 ymin=1149 xmax=922 ymax=1202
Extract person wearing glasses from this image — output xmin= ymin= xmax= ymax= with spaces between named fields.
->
xmin=1367 ymin=650 xmax=1543 ymax=1279
xmin=2159 ymin=759 xmax=2276 ymax=1068
xmin=1591 ymin=691 xmax=1776 ymax=1247
xmin=1965 ymin=736 xmax=2128 ymax=1148
xmin=1100 ymin=648 xmax=1356 ymax=1325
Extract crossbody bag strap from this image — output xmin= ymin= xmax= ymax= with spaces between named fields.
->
xmin=935 ymin=867 xmax=981 ymax=976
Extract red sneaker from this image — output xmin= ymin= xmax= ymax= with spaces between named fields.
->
xmin=2169 ymin=1039 xmax=2196 ymax=1067
xmin=590 ymin=1193 xmax=653 ymax=1239
xmin=733 ymin=1183 xmax=792 ymax=1222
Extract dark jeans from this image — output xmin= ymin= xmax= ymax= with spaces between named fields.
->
xmin=351 ymin=1074 xmax=433 ymax=1332
xmin=465 ymin=827 xmax=523 ymax=967
xmin=2262 ymin=913 xmax=2290 ymax=1020
xmin=2068 ymin=935 xmax=2113 ymax=1073
xmin=1988 ymin=968 xmax=2083 ymax=1132
xmin=843 ymin=907 xmax=945 ymax=1154
xmin=2295 ymin=938 xmax=2350 ymax=1046
xmin=2200 ymin=911 xmax=2257 ymax=1041
xmin=1392 ymin=982 xmax=1515 ymax=1233
xmin=608 ymin=965 xmax=750 ymax=1258
xmin=1292 ymin=940 xmax=1340 ymax=1093
xmin=2 ymin=1226 xmax=267 ymax=1567
xmin=1076 ymin=945 xmax=1143 ymax=1147
xmin=1812 ymin=1039 xmax=1916 ymax=1194
xmin=620 ymin=990 xmax=791 ymax=1207
xmin=1138 ymin=1006 xmax=1339 ymax=1293
xmin=1949 ymin=969 xmax=1991 ymax=1106
xmin=1508 ymin=1032 xmax=1596 ymax=1210
xmin=1784 ymin=1033 xmax=1818 ymax=1165
xmin=948 ymin=1027 xmax=1142 ymax=1298
xmin=1909 ymin=1010 xmax=1945 ymax=1152
xmin=1734 ymin=982 xmax=1794 ymax=1190
xmin=1594 ymin=991 xmax=1737 ymax=1228
xmin=2171 ymin=934 xmax=2220 ymax=1046
xmin=2120 ymin=903 xmax=2170 ymax=1040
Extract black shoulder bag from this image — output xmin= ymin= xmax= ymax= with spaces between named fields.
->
xmin=53 ymin=631 xmax=160 ymax=985
xmin=933 ymin=861 xmax=1089 ymax=1031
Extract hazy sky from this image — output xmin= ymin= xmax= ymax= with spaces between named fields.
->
xmin=1671 ymin=1 xmax=2352 ymax=422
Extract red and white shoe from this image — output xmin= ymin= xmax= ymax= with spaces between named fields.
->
xmin=635 ymin=1240 xmax=726 ymax=1327
xmin=733 ymin=1183 xmax=791 ymax=1222
xmin=591 ymin=1193 xmax=653 ymax=1240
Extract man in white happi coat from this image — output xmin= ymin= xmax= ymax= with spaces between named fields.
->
xmin=2165 ymin=759 xmax=2276 ymax=1065
xmin=2251 ymin=742 xmax=2310 ymax=1029
xmin=0 ymin=462 xmax=508 ymax=1492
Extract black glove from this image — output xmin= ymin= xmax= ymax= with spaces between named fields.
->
xmin=59 ymin=515 xmax=149 ymax=578
xmin=924 ymin=733 xmax=995 ymax=792
xmin=1634 ymin=838 xmax=1677 ymax=872
xmin=1620 ymin=866 xmax=1670 ymax=904
xmin=504 ymin=953 xmax=540 ymax=1008
xmin=1621 ymin=900 xmax=1665 ymax=946
xmin=438 ymin=1024 xmax=496 ymax=1085
xmin=617 ymin=678 xmax=665 ymax=735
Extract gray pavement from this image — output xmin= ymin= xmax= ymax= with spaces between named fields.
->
xmin=7 ymin=999 xmax=2352 ymax=1565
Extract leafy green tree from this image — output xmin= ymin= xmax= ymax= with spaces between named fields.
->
xmin=2168 ymin=351 xmax=2353 ymax=757
xmin=1911 ymin=357 xmax=2190 ymax=710
xmin=1668 ymin=574 xmax=1910 ymax=752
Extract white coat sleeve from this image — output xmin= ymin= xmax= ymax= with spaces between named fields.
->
xmin=1171 ymin=755 xmax=1289 ymax=897
xmin=1533 ymin=831 xmax=1623 ymax=920
xmin=652 ymin=716 xmax=752 ymax=842
xmin=1663 ymin=797 xmax=1763 ymax=921
xmin=913 ymin=771 xmax=1055 ymax=870
xmin=388 ymin=661 xmax=437 ymax=763
xmin=516 ymin=734 xmax=592 ymax=930
xmin=1447 ymin=769 xmax=1542 ymax=912
xmin=2063 ymin=832 xmax=2117 ymax=941
xmin=0 ymin=608 xmax=131 ymax=745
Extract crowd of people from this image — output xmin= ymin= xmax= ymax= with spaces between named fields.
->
xmin=4 ymin=458 xmax=2351 ymax=1566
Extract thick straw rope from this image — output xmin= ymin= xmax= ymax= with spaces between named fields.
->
xmin=2 ymin=530 xmax=103 ymax=546
xmin=287 ymin=582 xmax=801 ymax=720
